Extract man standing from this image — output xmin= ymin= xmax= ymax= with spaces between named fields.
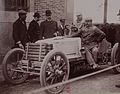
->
xmin=13 ymin=9 xmax=29 ymax=49
xmin=40 ymin=10 xmax=58 ymax=39
xmin=70 ymin=18 xmax=105 ymax=68
xmin=28 ymin=12 xmax=41 ymax=42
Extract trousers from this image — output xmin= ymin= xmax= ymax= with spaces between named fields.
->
xmin=85 ymin=46 xmax=98 ymax=65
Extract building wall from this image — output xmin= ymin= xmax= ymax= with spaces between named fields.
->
xmin=74 ymin=0 xmax=104 ymax=23
xmin=66 ymin=0 xmax=74 ymax=24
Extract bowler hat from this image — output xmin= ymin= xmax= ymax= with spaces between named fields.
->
xmin=117 ymin=9 xmax=120 ymax=16
xmin=45 ymin=10 xmax=52 ymax=16
xmin=33 ymin=12 xmax=40 ymax=18
xmin=18 ymin=9 xmax=27 ymax=14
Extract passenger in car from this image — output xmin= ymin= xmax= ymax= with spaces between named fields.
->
xmin=69 ymin=18 xmax=106 ymax=69
xmin=71 ymin=13 xmax=84 ymax=35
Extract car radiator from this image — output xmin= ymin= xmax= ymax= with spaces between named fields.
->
xmin=24 ymin=43 xmax=53 ymax=62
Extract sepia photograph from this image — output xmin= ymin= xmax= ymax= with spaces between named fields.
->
xmin=0 ymin=0 xmax=120 ymax=94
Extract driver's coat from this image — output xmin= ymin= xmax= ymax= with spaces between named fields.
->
xmin=71 ymin=25 xmax=105 ymax=49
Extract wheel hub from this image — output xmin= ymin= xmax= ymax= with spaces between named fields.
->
xmin=55 ymin=69 xmax=63 ymax=75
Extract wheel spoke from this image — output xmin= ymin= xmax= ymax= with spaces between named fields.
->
xmin=13 ymin=72 xmax=22 ymax=80
xmin=15 ymin=72 xmax=20 ymax=79
xmin=47 ymin=62 xmax=55 ymax=72
xmin=59 ymin=63 xmax=66 ymax=70
xmin=50 ymin=76 xmax=56 ymax=85
xmin=11 ymin=71 xmax=18 ymax=79
xmin=55 ymin=56 xmax=63 ymax=68
xmin=54 ymin=55 xmax=57 ymax=62
xmin=18 ymin=72 xmax=24 ymax=79
xmin=49 ymin=60 xmax=55 ymax=68
xmin=54 ymin=55 xmax=60 ymax=64
xmin=9 ymin=71 xmax=15 ymax=78
xmin=46 ymin=73 xmax=54 ymax=81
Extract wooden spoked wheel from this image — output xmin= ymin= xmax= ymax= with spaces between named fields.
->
xmin=2 ymin=48 xmax=29 ymax=84
xmin=40 ymin=50 xmax=70 ymax=94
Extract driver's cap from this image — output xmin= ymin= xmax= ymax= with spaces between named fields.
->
xmin=84 ymin=17 xmax=92 ymax=22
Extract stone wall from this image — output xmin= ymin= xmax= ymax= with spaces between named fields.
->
xmin=34 ymin=0 xmax=67 ymax=21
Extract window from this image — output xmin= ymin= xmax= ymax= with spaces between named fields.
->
xmin=5 ymin=0 xmax=29 ymax=11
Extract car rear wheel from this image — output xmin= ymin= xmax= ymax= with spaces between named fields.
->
xmin=111 ymin=43 xmax=120 ymax=73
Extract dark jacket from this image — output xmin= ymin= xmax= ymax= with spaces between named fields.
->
xmin=13 ymin=18 xmax=29 ymax=46
xmin=71 ymin=25 xmax=106 ymax=49
xmin=40 ymin=20 xmax=58 ymax=39
xmin=101 ymin=24 xmax=116 ymax=47
xmin=115 ymin=24 xmax=120 ymax=43
xmin=28 ymin=20 xmax=40 ymax=42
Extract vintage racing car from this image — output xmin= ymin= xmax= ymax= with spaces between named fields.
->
xmin=2 ymin=36 xmax=120 ymax=94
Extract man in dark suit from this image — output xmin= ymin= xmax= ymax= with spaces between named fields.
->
xmin=28 ymin=12 xmax=41 ymax=42
xmin=40 ymin=10 xmax=58 ymax=39
xmin=13 ymin=9 xmax=29 ymax=49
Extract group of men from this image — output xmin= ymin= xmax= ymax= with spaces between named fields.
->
xmin=13 ymin=9 xmax=106 ymax=69
xmin=13 ymin=9 xmax=59 ymax=49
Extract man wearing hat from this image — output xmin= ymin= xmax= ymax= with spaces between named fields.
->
xmin=69 ymin=18 xmax=106 ymax=69
xmin=13 ymin=9 xmax=29 ymax=49
xmin=76 ymin=14 xmax=83 ymax=29
xmin=28 ymin=12 xmax=41 ymax=42
xmin=40 ymin=10 xmax=58 ymax=39
xmin=71 ymin=13 xmax=84 ymax=35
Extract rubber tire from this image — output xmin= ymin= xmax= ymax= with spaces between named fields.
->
xmin=40 ymin=50 xmax=70 ymax=94
xmin=2 ymin=48 xmax=29 ymax=85
xmin=111 ymin=43 xmax=120 ymax=73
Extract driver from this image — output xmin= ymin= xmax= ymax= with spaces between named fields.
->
xmin=69 ymin=18 xmax=106 ymax=68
